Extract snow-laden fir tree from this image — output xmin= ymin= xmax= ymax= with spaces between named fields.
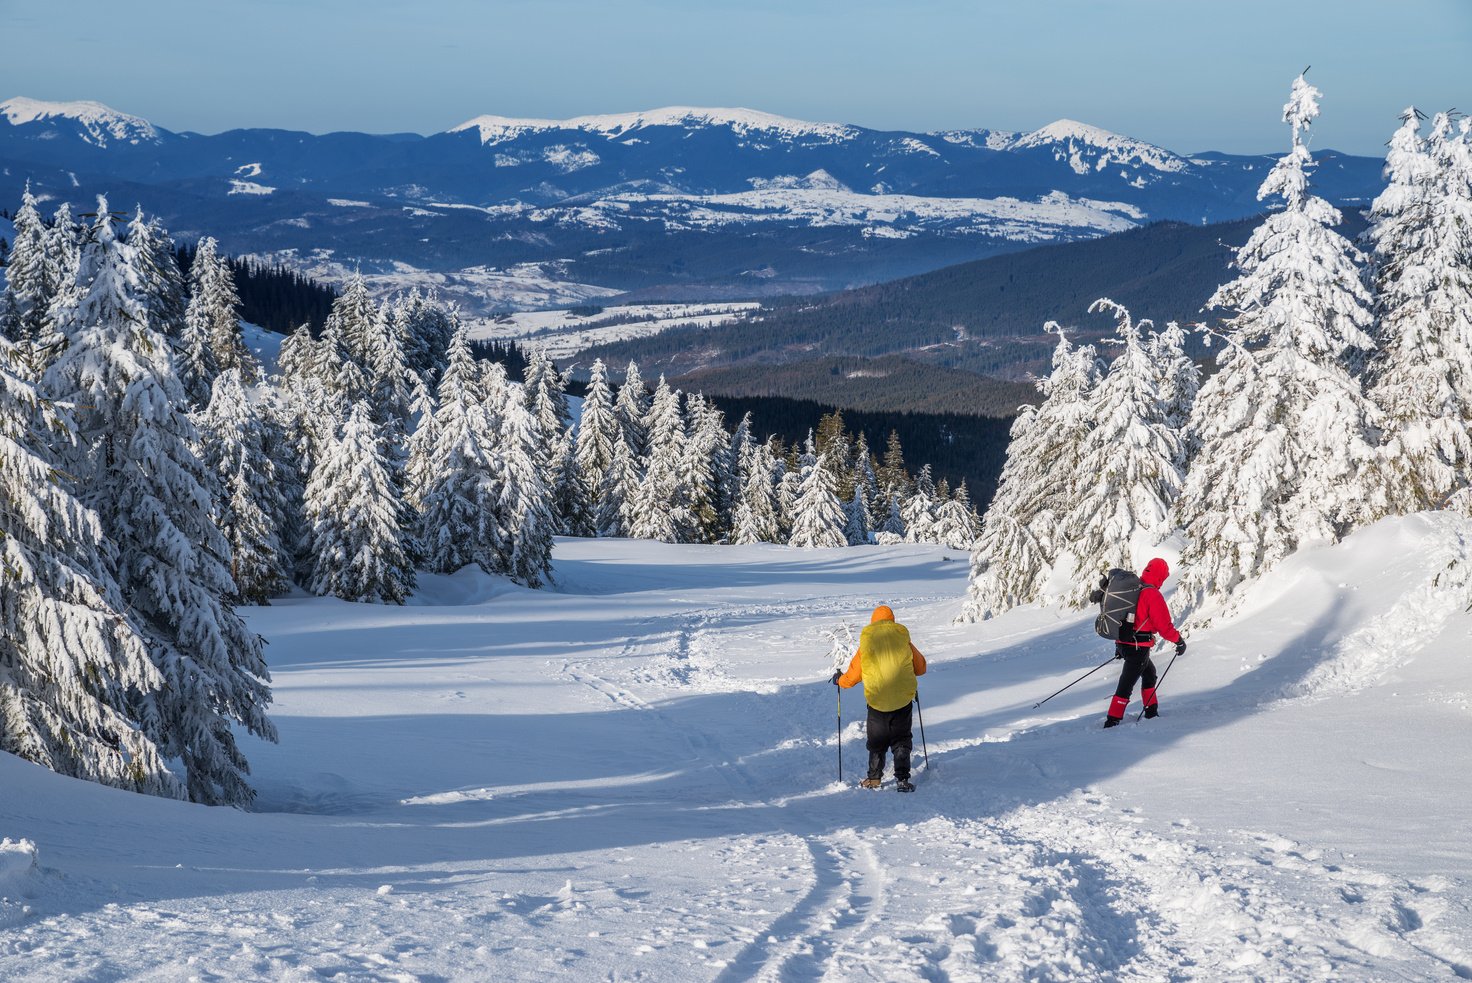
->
xmin=1149 ymin=320 xmax=1200 ymax=439
xmin=305 ymin=400 xmax=416 ymax=603
xmin=775 ymin=452 xmax=802 ymax=539
xmin=576 ymin=358 xmax=619 ymax=518
xmin=0 ymin=185 xmax=56 ymax=371
xmin=1365 ymin=109 xmax=1472 ymax=514
xmin=190 ymin=238 xmax=255 ymax=379
xmin=681 ymin=392 xmax=728 ymax=542
xmin=553 ymin=428 xmax=595 ymax=537
xmin=391 ymin=288 xmax=456 ymax=386
xmin=933 ymin=483 xmax=980 ymax=551
xmin=523 ymin=346 xmax=571 ymax=447
xmin=415 ymin=327 xmax=508 ymax=573
xmin=195 ymin=370 xmax=289 ymax=604
xmin=0 ymin=336 xmax=181 ymax=797
xmin=730 ymin=440 xmax=782 ymax=545
xmin=128 ymin=210 xmax=187 ymax=346
xmin=614 ymin=360 xmax=650 ymax=457
xmin=843 ymin=485 xmax=873 ymax=546
xmin=1061 ymin=299 xmax=1183 ymax=602
xmin=902 ymin=465 xmax=940 ymax=544
xmin=788 ymin=448 xmax=848 ymax=549
xmin=499 ymin=386 xmax=557 ymax=587
xmin=42 ymin=200 xmax=276 ymax=806
xmin=1176 ymin=75 xmax=1381 ymax=609
xmin=628 ymin=377 xmax=690 ymax=542
xmin=960 ymin=326 xmax=1099 ymax=622
xmin=275 ymin=323 xmax=317 ymax=385
xmin=597 ymin=434 xmax=638 ymax=538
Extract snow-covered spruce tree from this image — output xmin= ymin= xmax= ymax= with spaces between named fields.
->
xmin=0 ymin=337 xmax=180 ymax=797
xmin=392 ymin=289 xmax=456 ymax=387
xmin=843 ymin=485 xmax=873 ymax=545
xmin=416 ymin=328 xmax=507 ymax=573
xmin=42 ymin=201 xmax=276 ymax=806
xmin=775 ymin=451 xmax=802 ymax=539
xmin=1149 ymin=320 xmax=1200 ymax=440
xmin=1176 ymin=75 xmax=1381 ymax=609
xmin=597 ymin=434 xmax=638 ymax=537
xmin=960 ymin=326 xmax=1099 ymax=621
xmin=614 ymin=360 xmax=650 ymax=457
xmin=681 ymin=392 xmax=728 ymax=543
xmin=575 ymin=358 xmax=619 ymax=520
xmin=731 ymin=440 xmax=782 ymax=545
xmin=328 ymin=273 xmax=380 ymax=375
xmin=553 ymin=428 xmax=595 ymax=537
xmin=788 ymin=449 xmax=848 ymax=548
xmin=877 ymin=429 xmax=912 ymax=501
xmin=724 ymin=412 xmax=754 ymax=528
xmin=1061 ymin=299 xmax=1183 ymax=603
xmin=195 ymin=370 xmax=289 ymax=604
xmin=1365 ymin=109 xmax=1472 ymax=513
xmin=191 ymin=238 xmax=255 ymax=379
xmin=902 ymin=465 xmax=940 ymax=543
xmin=128 ymin=210 xmax=187 ymax=346
xmin=305 ymin=401 xmax=416 ymax=603
xmin=523 ymin=346 xmax=572 ymax=448
xmin=627 ymin=377 xmax=690 ymax=542
xmin=933 ymin=483 xmax=980 ymax=551
xmin=499 ymin=387 xmax=557 ymax=587
xmin=275 ymin=323 xmax=317 ymax=385
xmin=0 ymin=186 xmax=55 ymax=366
xmin=176 ymin=289 xmax=221 ymax=409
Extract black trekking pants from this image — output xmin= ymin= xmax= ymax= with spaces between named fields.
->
xmin=866 ymin=703 xmax=913 ymax=780
xmin=1112 ymin=643 xmax=1158 ymax=705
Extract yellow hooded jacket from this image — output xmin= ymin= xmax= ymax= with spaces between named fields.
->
xmin=837 ymin=605 xmax=927 ymax=712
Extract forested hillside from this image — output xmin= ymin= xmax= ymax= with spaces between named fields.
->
xmin=582 ymin=211 xmax=1372 ymax=383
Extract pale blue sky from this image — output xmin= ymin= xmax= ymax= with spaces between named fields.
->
xmin=1 ymin=0 xmax=1466 ymax=155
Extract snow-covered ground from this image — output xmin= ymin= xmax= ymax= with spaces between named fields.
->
xmin=4 ymin=514 xmax=1472 ymax=980
xmin=466 ymin=302 xmax=760 ymax=360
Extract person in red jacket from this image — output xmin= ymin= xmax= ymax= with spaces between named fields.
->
xmin=1095 ymin=557 xmax=1185 ymax=728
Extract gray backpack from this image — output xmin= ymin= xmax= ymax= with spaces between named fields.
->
xmin=1094 ymin=568 xmax=1142 ymax=640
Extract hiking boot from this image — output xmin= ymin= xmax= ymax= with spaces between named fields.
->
xmin=896 ymin=779 xmax=915 ymax=793
xmin=1103 ymin=716 xmax=1122 ymax=729
xmin=1143 ymin=705 xmax=1159 ymax=719
xmin=859 ymin=777 xmax=882 ymax=790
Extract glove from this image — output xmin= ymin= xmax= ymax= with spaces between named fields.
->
xmin=1089 ymin=589 xmax=1104 ymax=604
xmin=1175 ymin=640 xmax=1187 ymax=657
xmin=1114 ymin=650 xmax=1125 ymax=660
xmin=830 ymin=671 xmax=842 ymax=686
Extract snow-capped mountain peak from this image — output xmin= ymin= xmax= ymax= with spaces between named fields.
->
xmin=0 ymin=96 xmax=160 ymax=146
xmin=450 ymin=106 xmax=857 ymax=145
xmin=1009 ymin=118 xmax=1186 ymax=174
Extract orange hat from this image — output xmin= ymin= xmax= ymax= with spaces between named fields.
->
xmin=870 ymin=605 xmax=895 ymax=624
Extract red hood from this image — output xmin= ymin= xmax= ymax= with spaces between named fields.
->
xmin=1142 ymin=558 xmax=1170 ymax=587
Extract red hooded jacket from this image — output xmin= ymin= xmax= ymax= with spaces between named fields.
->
xmin=1121 ymin=557 xmax=1181 ymax=648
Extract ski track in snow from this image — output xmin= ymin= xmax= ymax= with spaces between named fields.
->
xmin=4 ymin=532 xmax=1472 ymax=980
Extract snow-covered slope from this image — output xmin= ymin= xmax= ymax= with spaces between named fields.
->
xmin=3 ymin=514 xmax=1471 ymax=979
xmin=1009 ymin=119 xmax=1191 ymax=177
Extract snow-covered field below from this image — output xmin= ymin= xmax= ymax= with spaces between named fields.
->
xmin=466 ymin=302 xmax=760 ymax=361
xmin=4 ymin=515 xmax=1472 ymax=981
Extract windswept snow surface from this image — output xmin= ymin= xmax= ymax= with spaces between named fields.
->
xmin=4 ymin=514 xmax=1472 ymax=980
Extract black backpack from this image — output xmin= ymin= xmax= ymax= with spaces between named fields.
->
xmin=1094 ymin=568 xmax=1142 ymax=640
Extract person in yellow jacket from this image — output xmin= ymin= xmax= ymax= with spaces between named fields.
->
xmin=831 ymin=604 xmax=927 ymax=792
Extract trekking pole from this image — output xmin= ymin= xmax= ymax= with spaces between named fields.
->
xmin=914 ymin=693 xmax=931 ymax=771
xmin=1032 ymin=655 xmax=1116 ymax=709
xmin=836 ymin=683 xmax=843 ymax=784
xmin=1135 ymin=649 xmax=1181 ymax=723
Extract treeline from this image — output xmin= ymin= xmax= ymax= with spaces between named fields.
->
xmin=176 ymin=241 xmax=338 ymax=335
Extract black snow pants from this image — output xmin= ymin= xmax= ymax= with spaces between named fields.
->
xmin=866 ymin=703 xmax=914 ymax=780
xmin=1107 ymin=643 xmax=1159 ymax=719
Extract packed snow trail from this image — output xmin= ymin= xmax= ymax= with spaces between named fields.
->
xmin=3 ymin=522 xmax=1472 ymax=980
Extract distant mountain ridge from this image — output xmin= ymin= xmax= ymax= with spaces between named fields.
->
xmin=0 ymin=97 xmax=1387 ymax=310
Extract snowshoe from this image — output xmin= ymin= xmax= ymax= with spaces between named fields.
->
xmin=896 ymin=779 xmax=915 ymax=793
xmin=1103 ymin=717 xmax=1122 ymax=729
xmin=1143 ymin=706 xmax=1159 ymax=719
xmin=859 ymin=777 xmax=882 ymax=790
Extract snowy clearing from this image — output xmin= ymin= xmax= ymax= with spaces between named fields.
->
xmin=466 ymin=302 xmax=760 ymax=360
xmin=4 ymin=515 xmax=1472 ymax=981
